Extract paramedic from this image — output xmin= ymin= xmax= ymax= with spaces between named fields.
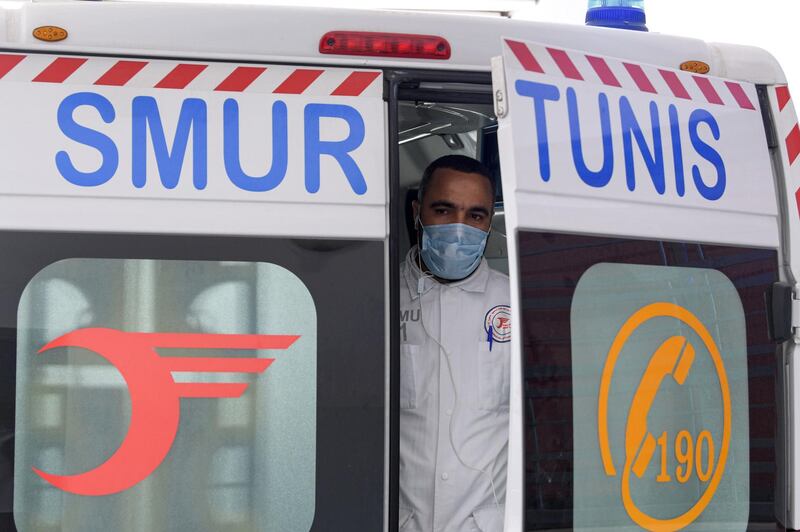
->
xmin=399 ymin=155 xmax=510 ymax=532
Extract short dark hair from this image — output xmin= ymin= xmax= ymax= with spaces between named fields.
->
xmin=417 ymin=155 xmax=495 ymax=204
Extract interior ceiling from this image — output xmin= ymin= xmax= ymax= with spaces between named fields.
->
xmin=398 ymin=101 xmax=495 ymax=144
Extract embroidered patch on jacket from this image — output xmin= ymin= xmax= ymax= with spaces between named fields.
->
xmin=484 ymin=305 xmax=511 ymax=343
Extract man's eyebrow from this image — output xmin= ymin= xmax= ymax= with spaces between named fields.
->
xmin=468 ymin=206 xmax=491 ymax=216
xmin=428 ymin=200 xmax=457 ymax=209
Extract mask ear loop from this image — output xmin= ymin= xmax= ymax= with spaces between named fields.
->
xmin=411 ymin=216 xmax=502 ymax=510
xmin=414 ymin=217 xmax=436 ymax=294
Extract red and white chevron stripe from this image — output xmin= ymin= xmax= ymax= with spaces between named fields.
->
xmin=771 ymin=84 xmax=800 ymax=221
xmin=0 ymin=53 xmax=380 ymax=97
xmin=775 ymin=85 xmax=800 ymax=166
xmin=504 ymin=39 xmax=756 ymax=112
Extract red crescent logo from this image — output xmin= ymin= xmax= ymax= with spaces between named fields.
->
xmin=31 ymin=327 xmax=298 ymax=496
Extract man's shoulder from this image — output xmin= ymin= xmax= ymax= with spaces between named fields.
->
xmin=485 ymin=265 xmax=510 ymax=298
xmin=486 ymin=265 xmax=509 ymax=282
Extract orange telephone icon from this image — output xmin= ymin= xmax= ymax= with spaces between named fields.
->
xmin=625 ymin=335 xmax=695 ymax=479
xmin=598 ymin=302 xmax=731 ymax=531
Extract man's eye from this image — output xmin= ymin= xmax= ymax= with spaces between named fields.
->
xmin=434 ymin=208 xmax=448 ymax=215
xmin=471 ymin=214 xmax=484 ymax=221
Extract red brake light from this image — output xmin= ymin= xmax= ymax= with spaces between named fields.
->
xmin=320 ymin=31 xmax=451 ymax=60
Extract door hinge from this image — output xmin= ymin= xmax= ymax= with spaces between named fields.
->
xmin=491 ymin=55 xmax=508 ymax=119
xmin=768 ymin=282 xmax=798 ymax=343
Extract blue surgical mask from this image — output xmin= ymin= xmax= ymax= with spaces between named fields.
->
xmin=419 ymin=222 xmax=489 ymax=280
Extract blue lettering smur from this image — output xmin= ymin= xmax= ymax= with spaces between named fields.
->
xmin=56 ymin=92 xmax=119 ymax=187
xmin=304 ymin=103 xmax=367 ymax=195
xmin=224 ymin=99 xmax=288 ymax=192
xmin=132 ymin=96 xmax=207 ymax=190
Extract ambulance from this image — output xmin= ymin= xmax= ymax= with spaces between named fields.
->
xmin=0 ymin=0 xmax=795 ymax=530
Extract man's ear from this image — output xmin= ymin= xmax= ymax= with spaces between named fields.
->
xmin=412 ymin=200 xmax=420 ymax=228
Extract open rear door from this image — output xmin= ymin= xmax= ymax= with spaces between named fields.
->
xmin=493 ymin=38 xmax=786 ymax=530
xmin=0 ymin=52 xmax=387 ymax=531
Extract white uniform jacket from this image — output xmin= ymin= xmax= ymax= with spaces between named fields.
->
xmin=399 ymin=247 xmax=511 ymax=532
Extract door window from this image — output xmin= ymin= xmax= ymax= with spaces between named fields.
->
xmin=572 ymin=263 xmax=749 ymax=530
xmin=519 ymin=232 xmax=782 ymax=530
xmin=0 ymin=231 xmax=385 ymax=531
xmin=15 ymin=258 xmax=316 ymax=531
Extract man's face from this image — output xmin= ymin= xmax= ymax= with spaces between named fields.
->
xmin=413 ymin=168 xmax=494 ymax=232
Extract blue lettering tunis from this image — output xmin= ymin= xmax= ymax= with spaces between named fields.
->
xmin=668 ymin=104 xmax=686 ymax=197
xmin=568 ymin=88 xmax=614 ymax=188
xmin=689 ymin=109 xmax=726 ymax=201
xmin=515 ymin=80 xmax=560 ymax=182
xmin=620 ymin=97 xmax=665 ymax=194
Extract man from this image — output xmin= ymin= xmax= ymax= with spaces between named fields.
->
xmin=399 ymin=155 xmax=510 ymax=532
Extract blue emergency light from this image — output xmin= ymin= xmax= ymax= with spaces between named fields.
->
xmin=586 ymin=0 xmax=648 ymax=32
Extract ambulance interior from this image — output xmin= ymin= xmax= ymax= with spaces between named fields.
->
xmin=395 ymin=93 xmax=514 ymax=524
xmin=397 ymin=100 xmax=507 ymax=274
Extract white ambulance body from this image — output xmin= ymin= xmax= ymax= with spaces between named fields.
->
xmin=0 ymin=2 xmax=796 ymax=531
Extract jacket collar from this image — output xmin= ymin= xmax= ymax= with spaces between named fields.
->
xmin=403 ymin=246 xmax=490 ymax=300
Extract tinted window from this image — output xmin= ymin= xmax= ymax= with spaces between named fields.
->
xmin=0 ymin=232 xmax=384 ymax=531
xmin=519 ymin=232 xmax=783 ymax=530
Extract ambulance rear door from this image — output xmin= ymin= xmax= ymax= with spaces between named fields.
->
xmin=493 ymin=38 xmax=786 ymax=530
xmin=766 ymin=79 xmax=800 ymax=530
xmin=0 ymin=52 xmax=388 ymax=531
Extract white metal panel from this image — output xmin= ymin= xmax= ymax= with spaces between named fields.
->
xmin=0 ymin=196 xmax=386 ymax=239
xmin=0 ymin=3 xmax=780 ymax=84
xmin=496 ymin=37 xmax=778 ymax=247
xmin=0 ymin=3 xmax=730 ymax=77
xmin=710 ymin=42 xmax=787 ymax=85
xmin=512 ymin=192 xmax=780 ymax=249
xmin=0 ymin=53 xmax=386 ymax=238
